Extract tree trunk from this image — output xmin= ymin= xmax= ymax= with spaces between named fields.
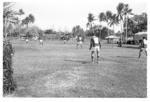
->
xmin=125 ymin=16 xmax=128 ymax=44
xmin=91 ymin=23 xmax=93 ymax=35
xmin=4 ymin=17 xmax=7 ymax=40
xmin=27 ymin=24 xmax=28 ymax=29
xmin=119 ymin=21 xmax=123 ymax=47
xmin=113 ymin=25 xmax=115 ymax=34
xmin=26 ymin=24 xmax=29 ymax=38
xmin=107 ymin=23 xmax=109 ymax=37
xmin=99 ymin=22 xmax=102 ymax=39
xmin=121 ymin=20 xmax=124 ymax=41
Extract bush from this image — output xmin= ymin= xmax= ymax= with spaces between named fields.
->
xmin=3 ymin=40 xmax=16 ymax=95
xmin=127 ymin=40 xmax=135 ymax=44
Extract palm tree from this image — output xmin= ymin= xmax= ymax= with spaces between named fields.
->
xmin=16 ymin=9 xmax=25 ymax=36
xmin=22 ymin=14 xmax=35 ymax=38
xmin=22 ymin=14 xmax=35 ymax=28
xmin=19 ymin=9 xmax=24 ymax=15
xmin=98 ymin=12 xmax=106 ymax=25
xmin=28 ymin=14 xmax=35 ymax=24
xmin=116 ymin=2 xmax=124 ymax=41
xmin=98 ymin=12 xmax=106 ymax=39
xmin=116 ymin=2 xmax=133 ymax=43
xmin=3 ymin=2 xmax=24 ymax=39
xmin=105 ymin=11 xmax=113 ymax=35
xmin=87 ymin=13 xmax=95 ymax=32
xmin=109 ymin=13 xmax=119 ymax=33
xmin=22 ymin=17 xmax=30 ymax=28
xmin=106 ymin=11 xmax=112 ymax=21
xmin=123 ymin=4 xmax=133 ymax=43
xmin=92 ymin=25 xmax=102 ymax=38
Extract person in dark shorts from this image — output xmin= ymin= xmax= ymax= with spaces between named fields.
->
xmin=118 ymin=38 xmax=122 ymax=47
xmin=89 ymin=32 xmax=101 ymax=64
xmin=26 ymin=38 xmax=29 ymax=44
xmin=63 ymin=36 xmax=69 ymax=44
xmin=138 ymin=37 xmax=147 ymax=58
xmin=76 ymin=35 xmax=83 ymax=48
xmin=39 ymin=37 xmax=43 ymax=45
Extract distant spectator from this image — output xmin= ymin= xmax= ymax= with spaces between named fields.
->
xmin=138 ymin=37 xmax=147 ymax=58
xmin=118 ymin=38 xmax=122 ymax=47
xmin=76 ymin=35 xmax=83 ymax=48
xmin=26 ymin=38 xmax=29 ymax=44
xmin=39 ymin=37 xmax=43 ymax=45
xmin=63 ymin=36 xmax=69 ymax=44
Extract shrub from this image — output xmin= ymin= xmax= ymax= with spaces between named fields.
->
xmin=3 ymin=40 xmax=16 ymax=95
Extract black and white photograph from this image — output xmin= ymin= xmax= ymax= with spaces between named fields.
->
xmin=2 ymin=0 xmax=149 ymax=98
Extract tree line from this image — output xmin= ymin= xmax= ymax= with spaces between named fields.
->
xmin=3 ymin=2 xmax=44 ymax=40
xmin=85 ymin=2 xmax=147 ymax=42
xmin=3 ymin=2 xmax=147 ymax=41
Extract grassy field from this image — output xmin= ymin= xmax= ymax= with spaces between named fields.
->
xmin=10 ymin=39 xmax=147 ymax=97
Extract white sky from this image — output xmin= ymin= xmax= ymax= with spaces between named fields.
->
xmin=12 ymin=0 xmax=147 ymax=32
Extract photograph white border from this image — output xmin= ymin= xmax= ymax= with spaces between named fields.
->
xmin=0 ymin=0 xmax=149 ymax=102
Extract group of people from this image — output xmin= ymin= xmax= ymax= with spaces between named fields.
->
xmin=76 ymin=30 xmax=147 ymax=64
xmin=26 ymin=31 xmax=147 ymax=64
xmin=25 ymin=37 xmax=43 ymax=45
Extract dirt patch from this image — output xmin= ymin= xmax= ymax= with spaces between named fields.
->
xmin=28 ymin=66 xmax=88 ymax=96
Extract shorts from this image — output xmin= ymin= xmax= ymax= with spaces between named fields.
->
xmin=91 ymin=46 xmax=100 ymax=56
xmin=140 ymin=47 xmax=147 ymax=52
xmin=77 ymin=41 xmax=83 ymax=45
xmin=40 ymin=40 xmax=43 ymax=43
xmin=91 ymin=46 xmax=100 ymax=52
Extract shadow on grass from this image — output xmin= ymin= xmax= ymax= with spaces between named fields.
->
xmin=121 ymin=45 xmax=139 ymax=49
xmin=102 ymin=55 xmax=141 ymax=65
xmin=116 ymin=56 xmax=139 ymax=59
xmin=64 ymin=59 xmax=91 ymax=64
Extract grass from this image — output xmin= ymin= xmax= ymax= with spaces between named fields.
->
xmin=10 ymin=39 xmax=146 ymax=97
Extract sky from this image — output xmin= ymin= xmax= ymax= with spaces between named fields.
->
xmin=12 ymin=0 xmax=147 ymax=32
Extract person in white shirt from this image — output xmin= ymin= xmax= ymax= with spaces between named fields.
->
xmin=89 ymin=33 xmax=101 ymax=64
xmin=39 ymin=37 xmax=43 ymax=45
xmin=76 ymin=35 xmax=83 ymax=48
xmin=39 ymin=39 xmax=43 ymax=45
xmin=26 ymin=38 xmax=29 ymax=44
xmin=138 ymin=37 xmax=147 ymax=58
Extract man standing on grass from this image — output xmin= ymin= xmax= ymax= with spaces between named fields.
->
xmin=63 ymin=35 xmax=69 ymax=44
xmin=26 ymin=38 xmax=29 ymax=44
xmin=89 ymin=31 xmax=101 ymax=64
xmin=76 ymin=35 xmax=83 ymax=48
xmin=39 ymin=37 xmax=43 ymax=45
xmin=138 ymin=37 xmax=147 ymax=58
xmin=118 ymin=38 xmax=122 ymax=47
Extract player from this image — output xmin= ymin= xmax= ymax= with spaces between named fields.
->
xmin=26 ymin=38 xmax=29 ymax=44
xmin=89 ymin=33 xmax=101 ymax=64
xmin=76 ymin=35 xmax=83 ymax=48
xmin=138 ymin=37 xmax=147 ymax=58
xmin=39 ymin=38 xmax=43 ymax=45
